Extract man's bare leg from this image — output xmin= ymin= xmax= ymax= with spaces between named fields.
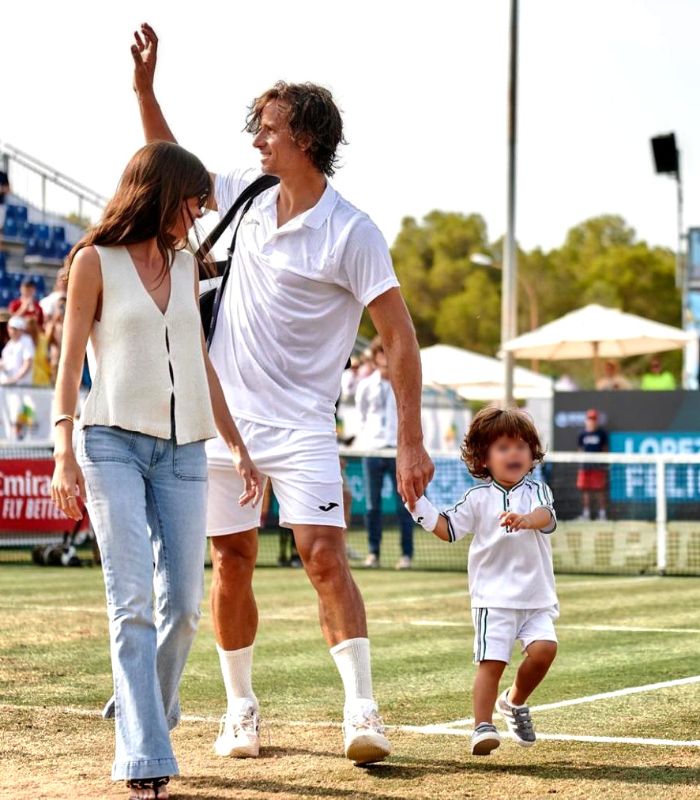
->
xmin=294 ymin=524 xmax=390 ymax=764
xmin=210 ymin=530 xmax=261 ymax=758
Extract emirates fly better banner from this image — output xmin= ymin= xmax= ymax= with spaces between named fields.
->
xmin=0 ymin=458 xmax=74 ymax=533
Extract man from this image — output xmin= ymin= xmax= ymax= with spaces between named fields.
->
xmin=9 ymin=278 xmax=44 ymax=328
xmin=131 ymin=23 xmax=433 ymax=766
xmin=356 ymin=337 xmax=415 ymax=570
xmin=641 ymin=357 xmax=676 ymax=390
xmin=576 ymin=409 xmax=609 ymax=521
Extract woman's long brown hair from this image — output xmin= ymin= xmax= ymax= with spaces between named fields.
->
xmin=65 ymin=141 xmax=211 ymax=283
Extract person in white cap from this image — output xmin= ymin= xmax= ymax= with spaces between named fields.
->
xmin=0 ymin=315 xmax=35 ymax=385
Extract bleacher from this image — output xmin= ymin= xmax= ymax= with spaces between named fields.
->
xmin=0 ymin=200 xmax=75 ymax=309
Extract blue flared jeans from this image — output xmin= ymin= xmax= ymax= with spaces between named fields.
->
xmin=78 ymin=425 xmax=207 ymax=781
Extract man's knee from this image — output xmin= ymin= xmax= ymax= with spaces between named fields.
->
xmin=298 ymin=534 xmax=349 ymax=590
xmin=211 ymin=531 xmax=257 ymax=581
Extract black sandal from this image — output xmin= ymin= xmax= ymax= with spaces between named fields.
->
xmin=126 ymin=776 xmax=170 ymax=799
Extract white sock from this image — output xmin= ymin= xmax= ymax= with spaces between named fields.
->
xmin=216 ymin=643 xmax=257 ymax=712
xmin=330 ymin=637 xmax=374 ymax=711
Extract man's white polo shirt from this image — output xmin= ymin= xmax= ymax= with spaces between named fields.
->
xmin=207 ymin=168 xmax=399 ymax=461
xmin=440 ymin=477 xmax=557 ymax=609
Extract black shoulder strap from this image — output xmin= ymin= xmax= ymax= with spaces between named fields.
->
xmin=202 ymin=174 xmax=280 ymax=348
xmin=196 ymin=173 xmax=280 ymax=262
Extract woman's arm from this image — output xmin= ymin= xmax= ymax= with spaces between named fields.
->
xmin=51 ymin=247 xmax=102 ymax=521
xmin=194 ymin=271 xmax=262 ymax=506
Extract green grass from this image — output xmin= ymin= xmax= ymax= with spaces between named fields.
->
xmin=2 ymin=564 xmax=700 ymax=798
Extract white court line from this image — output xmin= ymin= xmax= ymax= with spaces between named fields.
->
xmin=436 ymin=674 xmax=700 ymax=729
xmin=4 ymin=703 xmax=698 ymax=749
xmin=396 ymin=724 xmax=700 ymax=748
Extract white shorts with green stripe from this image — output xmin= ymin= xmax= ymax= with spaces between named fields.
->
xmin=471 ymin=605 xmax=559 ymax=664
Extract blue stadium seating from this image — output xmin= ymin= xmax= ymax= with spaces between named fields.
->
xmin=0 ymin=252 xmax=5 ymax=274
xmin=3 ymin=216 xmax=19 ymax=238
xmin=52 ymin=226 xmax=66 ymax=242
xmin=35 ymin=224 xmax=50 ymax=241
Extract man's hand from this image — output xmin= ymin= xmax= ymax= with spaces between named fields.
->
xmin=131 ymin=22 xmax=158 ymax=95
xmin=397 ymin=442 xmax=434 ymax=510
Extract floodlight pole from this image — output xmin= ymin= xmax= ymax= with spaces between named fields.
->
xmin=502 ymin=0 xmax=519 ymax=406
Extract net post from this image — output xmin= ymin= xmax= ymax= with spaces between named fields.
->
xmin=655 ymin=457 xmax=667 ymax=575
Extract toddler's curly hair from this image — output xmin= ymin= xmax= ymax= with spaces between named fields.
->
xmin=461 ymin=406 xmax=545 ymax=480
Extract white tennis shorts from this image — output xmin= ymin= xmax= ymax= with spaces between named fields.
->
xmin=471 ymin=605 xmax=559 ymax=663
xmin=206 ymin=418 xmax=345 ymax=535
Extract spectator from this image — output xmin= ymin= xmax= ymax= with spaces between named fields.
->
xmin=641 ymin=357 xmax=676 ymax=391
xmin=9 ymin=278 xmax=45 ymax=328
xmin=595 ymin=360 xmax=631 ymax=390
xmin=0 ymin=170 xmax=9 ymax=204
xmin=0 ymin=316 xmax=35 ymax=385
xmin=44 ymin=296 xmax=66 ymax=383
xmin=357 ymin=347 xmax=374 ymax=380
xmin=39 ymin=275 xmax=68 ymax=320
xmin=340 ymin=355 xmax=361 ymax=400
xmin=356 ymin=337 xmax=414 ymax=570
xmin=26 ymin=317 xmax=52 ymax=386
xmin=576 ymin=409 xmax=608 ymax=521
xmin=554 ymin=373 xmax=578 ymax=392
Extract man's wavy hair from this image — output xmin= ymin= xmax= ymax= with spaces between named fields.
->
xmin=245 ymin=81 xmax=346 ymax=177
xmin=461 ymin=406 xmax=545 ymax=480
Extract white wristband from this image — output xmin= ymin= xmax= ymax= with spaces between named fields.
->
xmin=406 ymin=495 xmax=440 ymax=532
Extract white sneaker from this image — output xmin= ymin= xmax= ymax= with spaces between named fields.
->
xmin=214 ymin=698 xmax=260 ymax=758
xmin=343 ymin=699 xmax=392 ymax=765
xmin=363 ymin=553 xmax=380 ymax=568
xmin=597 ymin=509 xmax=607 ymax=521
xmin=495 ymin=689 xmax=536 ymax=747
xmin=395 ymin=555 xmax=412 ymax=570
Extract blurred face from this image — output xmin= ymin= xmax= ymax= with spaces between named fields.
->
xmin=252 ymin=101 xmax=308 ymax=176
xmin=373 ymin=350 xmax=389 ymax=378
xmin=585 ymin=415 xmax=598 ymax=430
xmin=20 ymin=284 xmax=35 ymax=299
xmin=484 ymin=435 xmax=533 ymax=486
xmin=8 ymin=325 xmax=23 ymax=340
xmin=650 ymin=360 xmax=661 ymax=372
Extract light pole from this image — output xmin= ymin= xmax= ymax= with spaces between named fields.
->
xmin=502 ymin=0 xmax=519 ymax=406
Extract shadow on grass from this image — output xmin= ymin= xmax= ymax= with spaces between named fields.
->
xmin=368 ymin=754 xmax=700 ymax=786
xmin=175 ymin=754 xmax=700 ymax=799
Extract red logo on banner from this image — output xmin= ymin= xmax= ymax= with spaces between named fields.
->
xmin=0 ymin=459 xmax=79 ymax=533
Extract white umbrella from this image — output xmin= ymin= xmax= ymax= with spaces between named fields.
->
xmin=501 ymin=304 xmax=693 ymax=361
xmin=421 ymin=344 xmax=553 ymax=400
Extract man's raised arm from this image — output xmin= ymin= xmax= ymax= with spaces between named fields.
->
xmin=131 ymin=23 xmax=218 ymax=209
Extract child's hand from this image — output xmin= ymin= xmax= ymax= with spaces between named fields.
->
xmin=499 ymin=511 xmax=535 ymax=531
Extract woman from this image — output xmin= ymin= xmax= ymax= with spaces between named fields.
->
xmin=26 ymin=316 xmax=52 ymax=386
xmin=51 ymin=141 xmax=262 ymax=800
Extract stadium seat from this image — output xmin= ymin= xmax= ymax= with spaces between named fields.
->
xmin=25 ymin=238 xmax=40 ymax=256
xmin=35 ymin=224 xmax=50 ymax=241
xmin=21 ymin=222 xmax=36 ymax=241
xmin=3 ymin=216 xmax=19 ymax=238
xmin=52 ymin=226 xmax=66 ymax=242
xmin=0 ymin=287 xmax=14 ymax=306
xmin=33 ymin=275 xmax=46 ymax=294
xmin=14 ymin=205 xmax=28 ymax=224
xmin=40 ymin=239 xmax=56 ymax=259
xmin=0 ymin=252 xmax=6 ymax=274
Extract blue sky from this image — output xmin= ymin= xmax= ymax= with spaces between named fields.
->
xmin=2 ymin=0 xmax=698 ymax=252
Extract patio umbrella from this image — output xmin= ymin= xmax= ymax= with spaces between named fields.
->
xmin=501 ymin=304 xmax=693 ymax=364
xmin=421 ymin=344 xmax=553 ymax=400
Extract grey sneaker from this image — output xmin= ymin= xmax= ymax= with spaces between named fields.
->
xmin=495 ymin=689 xmax=536 ymax=746
xmin=471 ymin=722 xmax=501 ymax=756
